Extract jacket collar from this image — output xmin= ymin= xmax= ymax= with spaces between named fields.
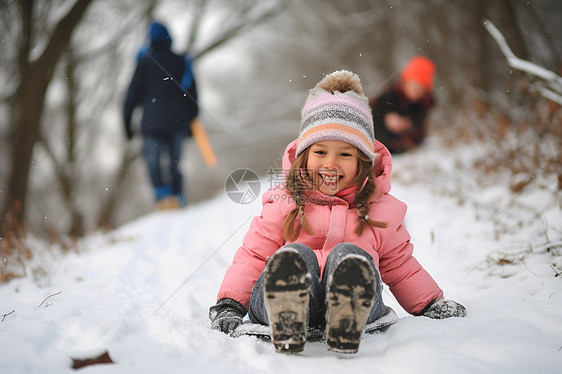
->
xmin=303 ymin=188 xmax=353 ymax=207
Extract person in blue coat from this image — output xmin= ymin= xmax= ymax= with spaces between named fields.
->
xmin=123 ymin=21 xmax=199 ymax=209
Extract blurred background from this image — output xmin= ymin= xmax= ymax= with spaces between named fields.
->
xmin=1 ymin=0 xmax=560 ymax=240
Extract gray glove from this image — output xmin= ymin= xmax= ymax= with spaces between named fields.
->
xmin=421 ymin=298 xmax=466 ymax=319
xmin=209 ymin=298 xmax=247 ymax=335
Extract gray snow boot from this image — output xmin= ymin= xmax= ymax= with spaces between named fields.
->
xmin=325 ymin=255 xmax=376 ymax=354
xmin=264 ymin=249 xmax=311 ymax=354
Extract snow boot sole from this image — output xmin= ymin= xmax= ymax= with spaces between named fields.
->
xmin=325 ymin=255 xmax=376 ymax=354
xmin=264 ymin=249 xmax=311 ymax=354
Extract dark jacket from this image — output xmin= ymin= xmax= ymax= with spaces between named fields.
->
xmin=369 ymin=85 xmax=434 ymax=153
xmin=123 ymin=31 xmax=198 ymax=139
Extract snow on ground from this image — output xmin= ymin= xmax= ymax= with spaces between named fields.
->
xmin=1 ymin=141 xmax=561 ymax=373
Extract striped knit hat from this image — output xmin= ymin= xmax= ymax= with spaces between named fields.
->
xmin=296 ymin=70 xmax=376 ymax=163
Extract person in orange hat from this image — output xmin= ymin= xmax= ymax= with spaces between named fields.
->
xmin=369 ymin=56 xmax=436 ymax=153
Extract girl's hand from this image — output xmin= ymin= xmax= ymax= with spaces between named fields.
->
xmin=209 ymin=298 xmax=247 ymax=335
xmin=421 ymin=298 xmax=467 ymax=319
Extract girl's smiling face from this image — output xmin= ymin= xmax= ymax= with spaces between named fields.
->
xmin=306 ymin=140 xmax=359 ymax=195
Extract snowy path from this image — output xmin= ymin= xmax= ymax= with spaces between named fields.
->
xmin=1 ymin=147 xmax=561 ymax=373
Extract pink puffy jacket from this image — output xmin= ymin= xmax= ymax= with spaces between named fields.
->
xmin=217 ymin=140 xmax=443 ymax=314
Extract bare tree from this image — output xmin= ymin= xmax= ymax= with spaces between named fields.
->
xmin=1 ymin=0 xmax=94 ymax=231
xmin=28 ymin=0 xmax=158 ymax=236
xmin=1 ymin=0 xmax=288 ymax=237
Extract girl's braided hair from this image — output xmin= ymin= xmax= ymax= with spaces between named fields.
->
xmin=282 ymin=146 xmax=387 ymax=242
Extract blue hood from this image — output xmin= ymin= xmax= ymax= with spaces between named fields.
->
xmin=148 ymin=22 xmax=172 ymax=48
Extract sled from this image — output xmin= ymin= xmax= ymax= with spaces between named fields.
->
xmin=231 ymin=306 xmax=398 ymax=340
xmin=190 ymin=119 xmax=217 ymax=168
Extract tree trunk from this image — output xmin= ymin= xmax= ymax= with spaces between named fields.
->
xmin=2 ymin=0 xmax=94 ymax=228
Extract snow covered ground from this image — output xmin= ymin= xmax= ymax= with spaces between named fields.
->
xmin=1 ymin=141 xmax=561 ymax=373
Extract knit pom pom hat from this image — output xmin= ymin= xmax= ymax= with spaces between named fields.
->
xmin=400 ymin=56 xmax=436 ymax=92
xmin=296 ymin=70 xmax=376 ymax=163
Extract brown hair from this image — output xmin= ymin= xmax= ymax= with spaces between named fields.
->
xmin=282 ymin=146 xmax=387 ymax=241
xmin=352 ymin=150 xmax=388 ymax=235
xmin=283 ymin=150 xmax=313 ymax=242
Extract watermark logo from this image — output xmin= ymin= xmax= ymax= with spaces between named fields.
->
xmin=225 ymin=168 xmax=261 ymax=204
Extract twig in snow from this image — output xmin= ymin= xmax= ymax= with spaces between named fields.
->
xmin=38 ymin=291 xmax=61 ymax=309
xmin=540 ymin=241 xmax=562 ymax=254
xmin=2 ymin=310 xmax=15 ymax=322
xmin=550 ymin=265 xmax=562 ymax=278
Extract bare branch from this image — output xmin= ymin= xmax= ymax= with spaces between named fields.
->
xmin=1 ymin=310 xmax=15 ymax=322
xmin=184 ymin=0 xmax=207 ymax=53
xmin=38 ymin=291 xmax=61 ymax=309
xmin=193 ymin=1 xmax=288 ymax=59
xmin=33 ymin=0 xmax=94 ymax=67
xmin=483 ymin=19 xmax=562 ymax=104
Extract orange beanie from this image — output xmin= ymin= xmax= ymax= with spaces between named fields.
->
xmin=400 ymin=56 xmax=436 ymax=91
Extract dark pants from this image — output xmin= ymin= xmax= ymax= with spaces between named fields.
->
xmin=248 ymin=243 xmax=386 ymax=328
xmin=143 ymin=134 xmax=186 ymax=203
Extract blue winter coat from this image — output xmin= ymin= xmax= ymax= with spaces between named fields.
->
xmin=123 ymin=27 xmax=198 ymax=139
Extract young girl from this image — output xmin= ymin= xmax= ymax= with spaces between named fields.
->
xmin=209 ymin=70 xmax=466 ymax=354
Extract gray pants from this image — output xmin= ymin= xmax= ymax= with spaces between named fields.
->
xmin=248 ymin=243 xmax=386 ymax=328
